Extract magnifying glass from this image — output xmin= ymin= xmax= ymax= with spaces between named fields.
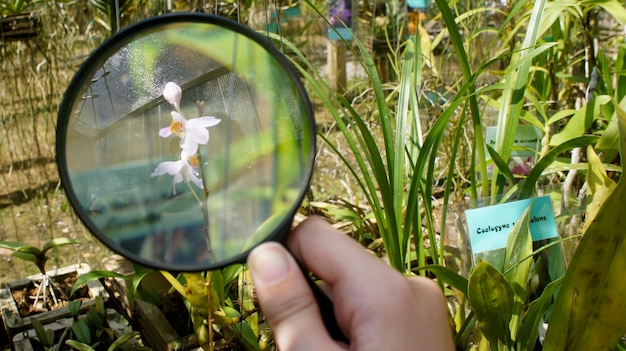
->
xmin=56 ymin=12 xmax=346 ymax=343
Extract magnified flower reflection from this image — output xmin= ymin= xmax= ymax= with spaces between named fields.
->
xmin=159 ymin=111 xmax=221 ymax=154
xmin=152 ymin=81 xmax=221 ymax=192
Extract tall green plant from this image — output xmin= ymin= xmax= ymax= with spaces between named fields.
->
xmin=0 ymin=238 xmax=80 ymax=275
xmin=270 ymin=1 xmax=434 ymax=272
xmin=88 ymin=0 xmax=134 ymax=33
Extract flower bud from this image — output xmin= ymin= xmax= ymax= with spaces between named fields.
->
xmin=163 ymin=81 xmax=182 ymax=107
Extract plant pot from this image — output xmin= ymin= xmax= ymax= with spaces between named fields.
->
xmin=0 ymin=263 xmax=108 ymax=344
xmin=0 ymin=13 xmax=40 ymax=42
xmin=135 ymin=298 xmax=200 ymax=351
xmin=11 ymin=308 xmax=143 ymax=351
xmin=100 ymin=255 xmax=135 ymax=320
xmin=101 ymin=255 xmax=200 ymax=350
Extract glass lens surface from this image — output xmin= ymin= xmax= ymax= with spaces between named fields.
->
xmin=59 ymin=17 xmax=314 ymax=270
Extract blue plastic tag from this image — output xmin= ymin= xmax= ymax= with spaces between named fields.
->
xmin=465 ymin=195 xmax=558 ymax=254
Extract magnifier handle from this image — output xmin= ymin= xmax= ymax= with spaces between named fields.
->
xmin=302 ymin=267 xmax=350 ymax=344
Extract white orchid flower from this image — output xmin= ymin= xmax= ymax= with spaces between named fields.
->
xmin=151 ymin=150 xmax=203 ymax=193
xmin=159 ymin=111 xmax=221 ymax=154
xmin=159 ymin=82 xmax=221 ymax=154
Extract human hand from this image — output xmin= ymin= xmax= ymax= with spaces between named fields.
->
xmin=247 ymin=216 xmax=455 ymax=350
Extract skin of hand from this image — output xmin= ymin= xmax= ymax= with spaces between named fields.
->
xmin=247 ymin=216 xmax=456 ymax=351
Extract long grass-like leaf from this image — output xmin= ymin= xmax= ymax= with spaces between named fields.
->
xmin=405 ymin=77 xmax=477 ymax=271
xmin=433 ymin=0 xmax=489 ymax=199
xmin=490 ymin=0 xmax=548 ymax=200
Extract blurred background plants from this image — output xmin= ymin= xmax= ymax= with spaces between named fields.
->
xmin=1 ymin=0 xmax=625 ymax=349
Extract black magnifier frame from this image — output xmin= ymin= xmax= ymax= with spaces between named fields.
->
xmin=55 ymin=13 xmax=316 ymax=273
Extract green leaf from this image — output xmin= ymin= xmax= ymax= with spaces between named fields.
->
xmin=0 ymin=241 xmax=35 ymax=252
xmin=550 ymin=95 xmax=611 ymax=146
xmin=547 ymin=108 xmax=577 ymax=125
xmin=41 ymin=237 xmax=80 ymax=254
xmin=72 ymin=318 xmax=93 ymax=345
xmin=516 ymin=277 xmax=562 ymax=350
xmin=68 ymin=300 xmax=82 ymax=317
xmin=31 ymin=318 xmax=53 ymax=347
xmin=65 ymin=340 xmax=95 ymax=351
xmin=543 ymin=98 xmax=626 ymax=350
xmin=222 ymin=263 xmax=244 ymax=286
xmin=107 ymin=331 xmax=140 ymax=351
xmin=490 ymin=0 xmax=551 ymax=198
xmin=10 ymin=250 xmax=39 ymax=265
xmin=71 ymin=270 xmax=130 ymax=297
xmin=86 ymin=308 xmax=104 ymax=331
xmin=414 ymin=265 xmax=468 ymax=295
xmin=128 ymin=265 xmax=155 ymax=306
xmin=596 ymin=112 xmax=620 ymax=163
xmin=503 ymin=206 xmax=533 ymax=335
xmin=584 ymin=145 xmax=617 ymax=231
xmin=518 ymin=135 xmax=599 ymax=199
xmin=159 ymin=271 xmax=187 ymax=299
xmin=0 ymin=242 xmax=40 ymax=264
xmin=593 ymin=0 xmax=626 ymax=25
xmin=468 ymin=261 xmax=515 ymax=347
xmin=486 ymin=144 xmax=517 ymax=186
xmin=207 ymin=270 xmax=223 ymax=308
xmin=433 ymin=0 xmax=489 ymax=199
xmin=237 ymin=320 xmax=261 ymax=351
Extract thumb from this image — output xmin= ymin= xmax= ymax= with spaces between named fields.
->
xmin=247 ymin=242 xmax=343 ymax=351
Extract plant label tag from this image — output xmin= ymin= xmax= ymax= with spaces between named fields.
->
xmin=465 ymin=195 xmax=558 ymax=254
xmin=485 ymin=125 xmax=541 ymax=158
xmin=328 ymin=0 xmax=353 ymax=40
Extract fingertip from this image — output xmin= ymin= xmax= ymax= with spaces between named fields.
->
xmin=247 ymin=242 xmax=291 ymax=287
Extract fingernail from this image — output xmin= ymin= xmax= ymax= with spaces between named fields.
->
xmin=248 ymin=243 xmax=291 ymax=286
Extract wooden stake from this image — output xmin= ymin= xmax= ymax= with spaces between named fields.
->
xmin=327 ymin=40 xmax=347 ymax=93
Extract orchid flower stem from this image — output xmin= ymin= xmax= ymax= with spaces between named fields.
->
xmin=196 ymin=151 xmax=210 ymax=199
xmin=196 ymin=151 xmax=217 ymax=262
xmin=185 ymin=180 xmax=203 ymax=207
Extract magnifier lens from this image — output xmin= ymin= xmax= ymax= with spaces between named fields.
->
xmin=57 ymin=14 xmax=315 ymax=272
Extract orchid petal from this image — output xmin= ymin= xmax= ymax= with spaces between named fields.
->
xmin=159 ymin=126 xmax=173 ymax=138
xmin=151 ymin=160 xmax=184 ymax=177
xmin=186 ymin=126 xmax=210 ymax=145
xmin=173 ymin=172 xmax=184 ymax=184
xmin=191 ymin=116 xmax=221 ymax=128
xmin=185 ymin=167 xmax=204 ymax=189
